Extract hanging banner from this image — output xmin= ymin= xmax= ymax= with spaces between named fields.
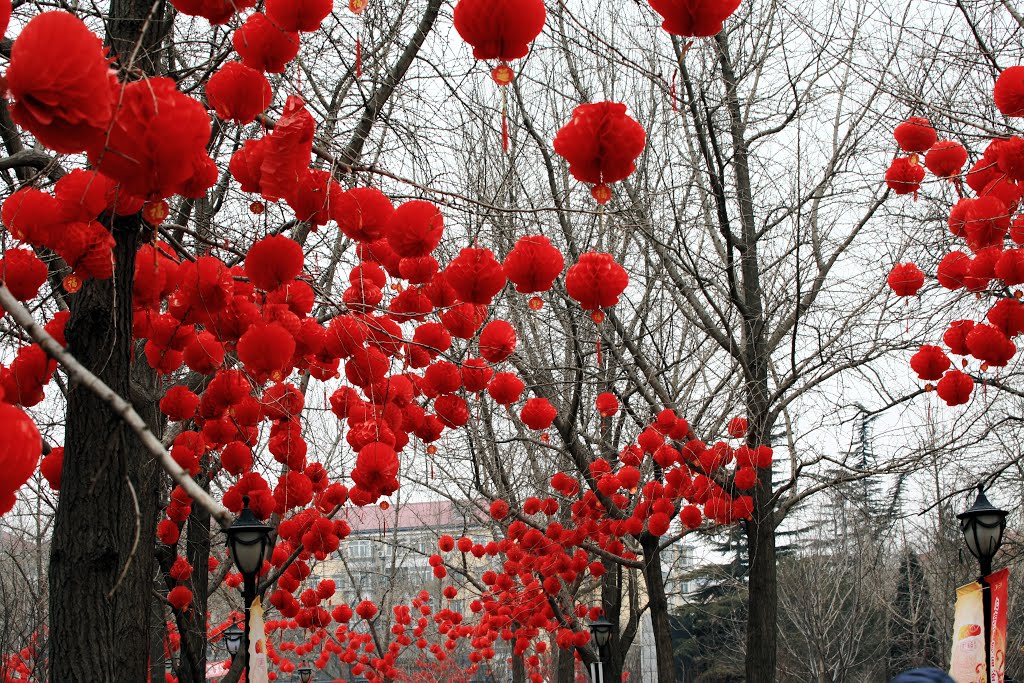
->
xmin=248 ymin=597 xmax=270 ymax=683
xmin=987 ymin=568 xmax=1009 ymax=683
xmin=949 ymin=580 xmax=985 ymax=683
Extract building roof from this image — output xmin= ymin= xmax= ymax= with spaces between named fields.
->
xmin=339 ymin=499 xmax=487 ymax=535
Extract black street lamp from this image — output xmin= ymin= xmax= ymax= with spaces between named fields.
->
xmin=588 ymin=614 xmax=614 ymax=683
xmin=297 ymin=664 xmax=314 ymax=683
xmin=222 ymin=623 xmax=243 ymax=659
xmin=958 ymin=484 xmax=1009 ymax=683
xmin=225 ymin=496 xmax=273 ymax=678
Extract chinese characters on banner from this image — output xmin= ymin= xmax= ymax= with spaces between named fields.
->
xmin=949 ymin=568 xmax=1008 ymax=683
xmin=248 ymin=596 xmax=270 ymax=683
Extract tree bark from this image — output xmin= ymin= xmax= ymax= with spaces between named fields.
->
xmin=640 ymin=534 xmax=677 ymax=683
xmin=176 ymin=482 xmax=212 ymax=683
xmin=49 ymin=215 xmax=158 ymax=681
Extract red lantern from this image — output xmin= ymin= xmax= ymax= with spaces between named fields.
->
xmin=553 ymin=102 xmax=646 ymax=202
xmin=925 ymin=140 xmax=968 ymax=178
xmin=886 ymin=262 xmax=924 ymax=296
xmin=884 ymin=157 xmax=924 ymax=197
xmin=988 ymin=298 xmax=1024 ymax=337
xmin=385 ymin=200 xmax=444 ymax=258
xmin=893 ymin=117 xmax=937 ymax=154
xmin=679 ymin=505 xmax=702 ymax=530
xmin=994 ymin=66 xmax=1024 ymax=118
xmin=936 ymin=251 xmax=969 ymax=290
xmin=233 ymin=13 xmax=301 ymax=74
xmin=487 ymin=372 xmax=524 ymax=405
xmin=520 ymin=397 xmax=556 ymax=430
xmin=478 ymin=320 xmax=516 ymax=363
xmin=6 ymin=12 xmax=114 ymax=154
xmin=266 ymin=0 xmax=333 ymax=32
xmin=40 ymin=446 xmax=63 ymax=491
xmin=444 ymin=247 xmax=507 ymax=305
xmin=936 ymin=369 xmax=973 ymax=406
xmin=287 ymin=169 xmax=343 ymax=227
xmin=595 ymin=392 xmax=618 ymax=417
xmin=727 ymin=416 xmax=747 ymax=438
xmin=453 ymin=0 xmax=545 ymax=61
xmin=259 ymin=96 xmax=315 ymax=202
xmin=0 ymin=402 xmax=42 ymax=516
xmin=966 ymin=323 xmax=1016 ymax=367
xmin=0 ymin=248 xmax=48 ymax=301
xmin=237 ymin=322 xmax=296 ymax=381
xmin=502 ymin=235 xmax=564 ymax=294
xmin=206 ymin=62 xmax=272 ymax=124
xmin=168 ymin=586 xmax=193 ymax=611
xmin=89 ymin=78 xmax=214 ymax=201
xmin=333 ymin=188 xmax=395 ymax=243
xmin=909 ymin=345 xmax=950 ymax=381
xmin=565 ymin=252 xmax=629 ymax=311
xmin=647 ymin=0 xmax=741 ymax=37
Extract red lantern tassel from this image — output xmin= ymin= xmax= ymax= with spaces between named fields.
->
xmin=355 ymin=38 xmax=362 ymax=79
xmin=500 ymin=86 xmax=509 ymax=153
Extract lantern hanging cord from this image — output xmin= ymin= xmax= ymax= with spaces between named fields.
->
xmin=0 ymin=284 xmax=234 ymax=529
xmin=501 ymin=84 xmax=509 ymax=154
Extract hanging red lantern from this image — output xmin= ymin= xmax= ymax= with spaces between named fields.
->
xmin=893 ymin=117 xmax=937 ymax=154
xmin=333 ymin=188 xmax=395 ymax=243
xmin=287 ymin=169 xmax=343 ymax=227
xmin=884 ymin=157 xmax=925 ymax=197
xmin=909 ymin=345 xmax=950 ymax=381
xmin=266 ymin=0 xmax=333 ymax=32
xmin=479 ymin=320 xmax=517 ymax=363
xmin=936 ymin=251 xmax=969 ymax=290
xmin=943 ymin=320 xmax=975 ymax=356
xmin=936 ymin=369 xmax=973 ymax=406
xmin=727 ymin=416 xmax=747 ymax=438
xmin=40 ymin=446 xmax=63 ymax=491
xmin=595 ymin=392 xmax=618 ymax=417
xmin=233 ymin=13 xmax=301 ymax=74
xmin=647 ymin=0 xmax=741 ymax=37
xmin=168 ymin=586 xmax=193 ymax=611
xmin=553 ymin=102 xmax=646 ymax=203
xmin=259 ymin=96 xmax=315 ymax=202
xmin=453 ymin=0 xmax=545 ymax=61
xmin=444 ymin=247 xmax=507 ymax=305
xmin=88 ymin=78 xmax=214 ymax=201
xmin=679 ymin=504 xmax=702 ymax=530
xmin=487 ymin=372 xmax=524 ymax=405
xmin=502 ymin=235 xmax=564 ymax=297
xmin=206 ymin=62 xmax=273 ymax=125
xmin=925 ymin=140 xmax=968 ymax=178
xmin=994 ymin=66 xmax=1024 ymax=117
xmin=966 ymin=323 xmax=1016 ymax=367
xmin=520 ymin=397 xmax=556 ymax=430
xmin=245 ymin=235 xmax=304 ymax=291
xmin=237 ymin=322 xmax=296 ymax=381
xmin=6 ymin=12 xmax=114 ymax=154
xmin=0 ymin=248 xmax=48 ymax=302
xmin=0 ymin=401 xmax=42 ymax=516
xmin=886 ymin=262 xmax=924 ymax=296
xmin=565 ymin=252 xmax=629 ymax=315
xmin=385 ymin=200 xmax=444 ymax=258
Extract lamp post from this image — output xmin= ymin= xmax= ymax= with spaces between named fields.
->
xmin=297 ymin=664 xmax=314 ymax=683
xmin=222 ymin=623 xmax=243 ymax=660
xmin=225 ymin=495 xmax=273 ymax=678
xmin=588 ymin=614 xmax=613 ymax=683
xmin=958 ymin=484 xmax=1008 ymax=683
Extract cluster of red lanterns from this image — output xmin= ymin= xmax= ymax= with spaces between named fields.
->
xmin=888 ymin=70 xmax=1024 ymax=407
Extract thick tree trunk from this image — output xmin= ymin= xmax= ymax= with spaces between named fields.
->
xmin=745 ymin=480 xmax=777 ymax=683
xmin=177 ymin=488 xmax=212 ymax=683
xmin=49 ymin=216 xmax=157 ymax=681
xmin=600 ymin=561 xmax=624 ymax=683
xmin=640 ymin=534 xmax=677 ymax=683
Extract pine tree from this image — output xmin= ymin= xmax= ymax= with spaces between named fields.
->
xmin=887 ymin=550 xmax=941 ymax=677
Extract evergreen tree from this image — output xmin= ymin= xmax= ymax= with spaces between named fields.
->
xmin=888 ymin=550 xmax=941 ymax=677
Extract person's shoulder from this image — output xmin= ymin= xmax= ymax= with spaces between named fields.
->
xmin=890 ymin=668 xmax=955 ymax=683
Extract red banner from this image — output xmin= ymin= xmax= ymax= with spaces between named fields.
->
xmin=988 ymin=568 xmax=1009 ymax=683
xmin=949 ymin=568 xmax=1010 ymax=683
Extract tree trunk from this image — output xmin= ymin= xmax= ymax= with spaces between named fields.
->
xmin=640 ymin=534 xmax=677 ymax=683
xmin=600 ymin=561 xmax=624 ymax=683
xmin=49 ymin=216 xmax=157 ymax=681
xmin=511 ymin=651 xmax=526 ymax=683
xmin=177 ymin=486 xmax=212 ymax=683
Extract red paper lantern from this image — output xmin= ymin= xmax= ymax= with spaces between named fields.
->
xmin=0 ymin=248 xmax=48 ymax=301
xmin=553 ymin=102 xmax=646 ymax=201
xmin=925 ymin=140 xmax=968 ymax=178
xmin=237 ymin=322 xmax=296 ymax=381
xmin=478 ymin=320 xmax=517 ymax=364
xmin=679 ymin=505 xmax=702 ymax=530
xmin=168 ymin=586 xmax=193 ymax=611
xmin=727 ymin=416 xmax=747 ymax=438
xmin=445 ymin=247 xmax=507 ymax=305
xmin=502 ymin=235 xmax=564 ymax=294
xmin=0 ymin=402 xmax=42 ymax=516
xmin=994 ymin=66 xmax=1024 ymax=118
xmin=40 ymin=446 xmax=63 ymax=491
xmin=246 ymin=235 xmax=304 ymax=291
xmin=647 ymin=0 xmax=741 ymax=37
xmin=488 ymin=372 xmax=524 ymax=405
xmin=564 ymin=252 xmax=629 ymax=311
xmin=909 ymin=345 xmax=950 ymax=381
xmin=6 ymin=12 xmax=114 ymax=154
xmin=595 ymin=392 xmax=618 ymax=417
xmin=966 ymin=323 xmax=1015 ymax=367
xmin=988 ymin=298 xmax=1024 ymax=337
xmin=266 ymin=0 xmax=333 ymax=32
xmin=453 ymin=0 xmax=545 ymax=61
xmin=233 ymin=13 xmax=301 ymax=74
xmin=206 ymin=62 xmax=272 ymax=124
xmin=89 ymin=78 xmax=214 ymax=201
xmin=936 ymin=369 xmax=973 ymax=406
xmin=893 ymin=117 xmax=937 ymax=153
xmin=333 ymin=188 xmax=395 ymax=243
xmin=936 ymin=251 xmax=969 ymax=290
xmin=886 ymin=262 xmax=924 ymax=296
xmin=520 ymin=397 xmax=556 ymax=430
xmin=260 ymin=96 xmax=315 ymax=202
xmin=884 ymin=157 xmax=924 ymax=196
xmin=385 ymin=200 xmax=444 ymax=258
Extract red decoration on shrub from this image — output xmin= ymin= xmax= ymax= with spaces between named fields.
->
xmin=385 ymin=200 xmax=444 ymax=258
xmin=334 ymin=188 xmax=395 ymax=243
xmin=453 ymin=0 xmax=546 ymax=61
xmin=936 ymin=369 xmax=973 ymax=406
xmin=595 ymin=392 xmax=618 ymax=417
xmin=885 ymin=157 xmax=925 ymax=196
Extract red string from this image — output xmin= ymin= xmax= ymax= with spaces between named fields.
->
xmin=355 ymin=38 xmax=362 ymax=79
xmin=501 ymin=110 xmax=509 ymax=153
